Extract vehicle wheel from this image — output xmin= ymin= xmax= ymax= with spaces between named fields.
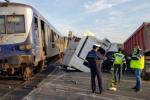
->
xmin=7 ymin=68 xmax=15 ymax=75
xmin=23 ymin=67 xmax=32 ymax=81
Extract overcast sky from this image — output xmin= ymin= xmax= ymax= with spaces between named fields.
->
xmin=1 ymin=0 xmax=150 ymax=43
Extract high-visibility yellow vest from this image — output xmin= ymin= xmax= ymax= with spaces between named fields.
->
xmin=113 ymin=52 xmax=125 ymax=65
xmin=130 ymin=51 xmax=145 ymax=69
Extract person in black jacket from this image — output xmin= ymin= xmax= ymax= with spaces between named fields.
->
xmin=86 ymin=44 xmax=103 ymax=94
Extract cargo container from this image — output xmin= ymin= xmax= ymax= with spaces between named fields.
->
xmin=124 ymin=22 xmax=150 ymax=80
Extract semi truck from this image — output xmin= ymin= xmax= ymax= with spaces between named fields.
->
xmin=124 ymin=22 xmax=150 ymax=80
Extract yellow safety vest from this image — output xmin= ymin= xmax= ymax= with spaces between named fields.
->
xmin=113 ymin=53 xmax=124 ymax=65
xmin=130 ymin=56 xmax=145 ymax=69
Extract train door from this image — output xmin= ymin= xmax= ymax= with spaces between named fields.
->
xmin=33 ymin=16 xmax=41 ymax=62
xmin=40 ymin=20 xmax=47 ymax=56
xmin=46 ymin=27 xmax=51 ymax=57
xmin=34 ymin=19 xmax=47 ymax=72
xmin=51 ymin=30 xmax=55 ymax=48
xmin=49 ymin=30 xmax=57 ymax=57
xmin=44 ymin=24 xmax=49 ymax=56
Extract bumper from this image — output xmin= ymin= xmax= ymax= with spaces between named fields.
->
xmin=0 ymin=55 xmax=33 ymax=65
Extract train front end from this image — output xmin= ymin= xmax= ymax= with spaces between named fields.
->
xmin=0 ymin=3 xmax=34 ymax=78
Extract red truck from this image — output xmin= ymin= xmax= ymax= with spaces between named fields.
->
xmin=124 ymin=22 xmax=150 ymax=80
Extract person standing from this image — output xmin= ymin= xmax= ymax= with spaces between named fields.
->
xmin=113 ymin=48 xmax=125 ymax=84
xmin=86 ymin=44 xmax=103 ymax=94
xmin=130 ymin=45 xmax=144 ymax=92
xmin=108 ymin=48 xmax=125 ymax=91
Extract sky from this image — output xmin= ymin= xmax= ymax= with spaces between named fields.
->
xmin=1 ymin=0 xmax=150 ymax=43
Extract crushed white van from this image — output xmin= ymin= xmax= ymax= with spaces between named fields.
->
xmin=63 ymin=36 xmax=112 ymax=72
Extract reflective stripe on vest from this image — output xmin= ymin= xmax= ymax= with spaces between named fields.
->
xmin=113 ymin=53 xmax=124 ymax=64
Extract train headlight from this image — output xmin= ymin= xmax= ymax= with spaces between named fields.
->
xmin=19 ymin=45 xmax=26 ymax=50
xmin=26 ymin=44 xmax=32 ymax=50
xmin=19 ymin=44 xmax=32 ymax=50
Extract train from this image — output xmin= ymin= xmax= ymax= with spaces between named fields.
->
xmin=124 ymin=22 xmax=150 ymax=80
xmin=0 ymin=2 xmax=67 ymax=80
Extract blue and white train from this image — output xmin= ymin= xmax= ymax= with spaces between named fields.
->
xmin=0 ymin=2 xmax=67 ymax=80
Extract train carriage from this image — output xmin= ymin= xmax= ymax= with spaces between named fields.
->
xmin=0 ymin=2 xmax=66 ymax=80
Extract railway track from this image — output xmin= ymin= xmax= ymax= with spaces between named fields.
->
xmin=0 ymin=55 xmax=64 ymax=100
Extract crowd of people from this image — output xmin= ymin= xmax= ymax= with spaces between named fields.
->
xmin=86 ymin=44 xmax=145 ymax=94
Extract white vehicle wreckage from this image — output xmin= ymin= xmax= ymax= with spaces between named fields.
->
xmin=63 ymin=36 xmax=118 ymax=72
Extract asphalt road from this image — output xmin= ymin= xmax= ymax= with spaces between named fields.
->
xmin=0 ymin=64 xmax=61 ymax=100
xmin=23 ymin=69 xmax=150 ymax=100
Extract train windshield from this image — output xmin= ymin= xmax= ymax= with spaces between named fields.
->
xmin=0 ymin=16 xmax=5 ymax=34
xmin=6 ymin=15 xmax=25 ymax=34
xmin=0 ymin=15 xmax=25 ymax=34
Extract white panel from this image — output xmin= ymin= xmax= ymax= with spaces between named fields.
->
xmin=63 ymin=41 xmax=79 ymax=65
xmin=69 ymin=54 xmax=90 ymax=72
xmin=63 ymin=36 xmax=101 ymax=72
xmin=0 ymin=6 xmax=33 ymax=45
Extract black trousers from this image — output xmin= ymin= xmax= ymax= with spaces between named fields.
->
xmin=114 ymin=64 xmax=122 ymax=83
xmin=90 ymin=69 xmax=103 ymax=92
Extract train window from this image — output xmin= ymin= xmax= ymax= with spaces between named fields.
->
xmin=53 ymin=32 xmax=56 ymax=41
xmin=51 ymin=30 xmax=54 ymax=42
xmin=51 ymin=30 xmax=55 ymax=48
xmin=48 ymin=28 xmax=51 ymax=43
xmin=64 ymin=37 xmax=65 ymax=42
xmin=34 ymin=17 xmax=39 ymax=38
xmin=0 ymin=16 xmax=5 ymax=34
xmin=6 ymin=15 xmax=25 ymax=34
xmin=40 ymin=20 xmax=46 ymax=48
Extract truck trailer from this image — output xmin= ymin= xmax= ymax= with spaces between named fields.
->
xmin=124 ymin=22 xmax=150 ymax=80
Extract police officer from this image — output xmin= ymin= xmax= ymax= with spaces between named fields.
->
xmin=86 ymin=44 xmax=103 ymax=94
xmin=113 ymin=48 xmax=125 ymax=83
xmin=130 ymin=45 xmax=144 ymax=92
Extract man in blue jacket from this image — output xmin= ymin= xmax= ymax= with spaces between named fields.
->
xmin=86 ymin=44 xmax=103 ymax=94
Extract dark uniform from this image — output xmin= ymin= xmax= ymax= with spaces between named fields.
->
xmin=86 ymin=49 xmax=103 ymax=93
